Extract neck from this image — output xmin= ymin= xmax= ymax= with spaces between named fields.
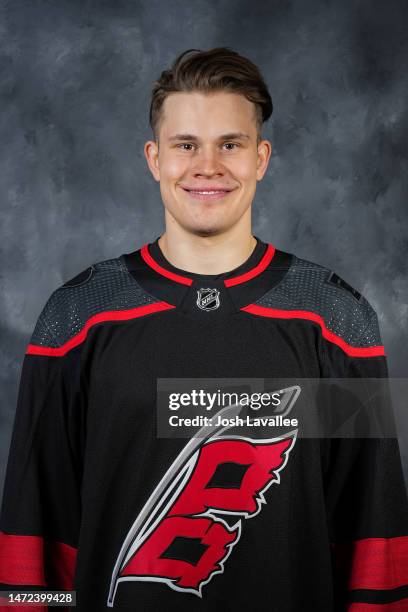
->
xmin=158 ymin=224 xmax=257 ymax=276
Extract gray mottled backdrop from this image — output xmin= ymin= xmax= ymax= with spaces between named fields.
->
xmin=1 ymin=0 xmax=407 ymax=502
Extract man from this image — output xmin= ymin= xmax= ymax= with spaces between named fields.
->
xmin=1 ymin=47 xmax=407 ymax=611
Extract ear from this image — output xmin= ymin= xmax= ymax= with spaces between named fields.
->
xmin=256 ymin=139 xmax=273 ymax=181
xmin=144 ymin=140 xmax=160 ymax=182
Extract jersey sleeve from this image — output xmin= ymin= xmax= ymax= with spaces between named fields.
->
xmin=318 ymin=304 xmax=408 ymax=610
xmin=0 ymin=289 xmax=85 ymax=604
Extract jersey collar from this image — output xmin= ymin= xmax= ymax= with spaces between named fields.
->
xmin=121 ymin=236 xmax=293 ymax=315
xmin=142 ymin=236 xmax=274 ymax=286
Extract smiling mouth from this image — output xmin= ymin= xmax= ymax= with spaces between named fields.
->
xmin=181 ymin=187 xmax=235 ymax=201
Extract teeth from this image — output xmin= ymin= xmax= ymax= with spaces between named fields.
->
xmin=189 ymin=190 xmax=226 ymax=194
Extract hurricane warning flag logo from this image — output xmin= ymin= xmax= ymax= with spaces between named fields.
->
xmin=107 ymin=387 xmax=299 ymax=606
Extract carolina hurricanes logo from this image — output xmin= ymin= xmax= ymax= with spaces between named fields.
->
xmin=107 ymin=387 xmax=299 ymax=606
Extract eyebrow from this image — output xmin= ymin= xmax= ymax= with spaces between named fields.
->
xmin=167 ymin=132 xmax=251 ymax=142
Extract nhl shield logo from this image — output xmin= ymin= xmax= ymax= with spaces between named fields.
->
xmin=196 ymin=287 xmax=220 ymax=311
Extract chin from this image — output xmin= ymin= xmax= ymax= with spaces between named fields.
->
xmin=168 ymin=202 xmax=235 ymax=236
xmin=186 ymin=222 xmax=225 ymax=237
xmin=195 ymin=228 xmax=220 ymax=237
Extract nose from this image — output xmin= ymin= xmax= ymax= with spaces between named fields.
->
xmin=192 ymin=146 xmax=225 ymax=177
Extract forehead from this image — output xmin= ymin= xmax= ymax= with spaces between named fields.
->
xmin=160 ymin=91 xmax=257 ymax=138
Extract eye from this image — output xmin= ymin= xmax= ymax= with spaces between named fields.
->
xmin=176 ymin=143 xmax=195 ymax=151
xmin=223 ymin=142 xmax=240 ymax=151
xmin=175 ymin=142 xmax=240 ymax=152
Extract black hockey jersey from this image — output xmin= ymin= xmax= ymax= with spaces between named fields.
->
xmin=1 ymin=235 xmax=408 ymax=611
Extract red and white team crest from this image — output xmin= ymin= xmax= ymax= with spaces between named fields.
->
xmin=107 ymin=387 xmax=299 ymax=606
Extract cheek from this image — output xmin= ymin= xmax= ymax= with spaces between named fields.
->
xmin=226 ymin=156 xmax=257 ymax=182
xmin=160 ymin=154 xmax=189 ymax=179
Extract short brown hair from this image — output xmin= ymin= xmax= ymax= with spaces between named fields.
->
xmin=149 ymin=47 xmax=273 ymax=144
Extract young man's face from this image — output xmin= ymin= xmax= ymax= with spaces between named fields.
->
xmin=144 ymin=91 xmax=272 ymax=236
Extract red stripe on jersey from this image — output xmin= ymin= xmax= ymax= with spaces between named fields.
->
xmin=241 ymin=304 xmax=386 ymax=357
xmin=0 ymin=531 xmax=45 ymax=586
xmin=141 ymin=242 xmax=276 ymax=287
xmin=224 ymin=244 xmax=276 ymax=287
xmin=0 ymin=531 xmax=77 ymax=589
xmin=141 ymin=244 xmax=193 ymax=286
xmin=26 ymin=301 xmax=175 ymax=356
xmin=349 ymin=600 xmax=408 ymax=611
xmin=331 ymin=535 xmax=408 ymax=590
xmin=46 ymin=539 xmax=78 ymax=590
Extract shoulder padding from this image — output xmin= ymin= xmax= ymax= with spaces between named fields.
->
xmin=256 ymin=255 xmax=382 ymax=348
xmin=29 ymin=257 xmax=160 ymax=349
xmin=62 ymin=265 xmax=95 ymax=288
